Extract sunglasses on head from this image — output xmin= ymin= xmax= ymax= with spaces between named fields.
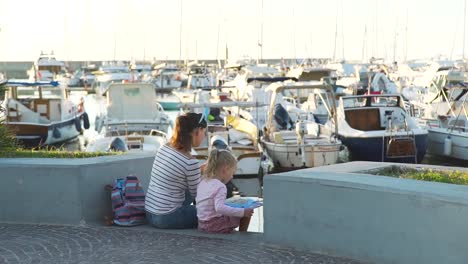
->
xmin=197 ymin=113 xmax=207 ymax=128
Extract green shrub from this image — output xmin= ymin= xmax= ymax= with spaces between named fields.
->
xmin=369 ymin=166 xmax=468 ymax=185
xmin=0 ymin=124 xmax=18 ymax=152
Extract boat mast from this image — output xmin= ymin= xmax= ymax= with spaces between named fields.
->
xmin=404 ymin=8 xmax=408 ymax=61
xmin=362 ymin=25 xmax=367 ymax=62
xmin=216 ymin=19 xmax=221 ymax=68
xmin=464 ymin=0 xmax=466 ymax=60
xmin=333 ymin=0 xmax=338 ymax=62
xmin=113 ymin=32 xmax=117 ymax=62
xmin=179 ymin=0 xmax=183 ymax=66
xmin=341 ymin=0 xmax=345 ymax=61
xmin=393 ymin=19 xmax=398 ymax=63
xmin=260 ymin=0 xmax=264 ymax=63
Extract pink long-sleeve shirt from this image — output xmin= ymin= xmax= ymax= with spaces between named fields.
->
xmin=196 ymin=178 xmax=244 ymax=221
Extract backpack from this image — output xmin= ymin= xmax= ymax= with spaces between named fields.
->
xmin=110 ymin=175 xmax=146 ymax=226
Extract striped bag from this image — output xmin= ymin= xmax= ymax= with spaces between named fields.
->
xmin=111 ymin=175 xmax=146 ymax=226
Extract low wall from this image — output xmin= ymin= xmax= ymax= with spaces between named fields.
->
xmin=263 ymin=162 xmax=468 ymax=264
xmin=0 ymin=154 xmax=155 ymax=225
xmin=0 ymin=154 xmax=260 ymax=225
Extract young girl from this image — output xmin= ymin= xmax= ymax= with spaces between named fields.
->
xmin=196 ymin=149 xmax=254 ymax=233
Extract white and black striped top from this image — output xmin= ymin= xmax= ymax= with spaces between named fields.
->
xmin=145 ymin=144 xmax=201 ymax=215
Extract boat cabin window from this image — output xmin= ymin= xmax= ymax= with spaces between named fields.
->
xmin=342 ymin=96 xmax=400 ymax=108
xmin=342 ymin=97 xmax=367 ymax=108
xmin=17 ymin=87 xmax=62 ymax=99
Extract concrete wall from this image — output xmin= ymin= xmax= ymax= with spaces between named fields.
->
xmin=0 ymin=154 xmax=155 ymax=225
xmin=0 ymin=153 xmax=260 ymax=225
xmin=264 ymin=162 xmax=468 ymax=264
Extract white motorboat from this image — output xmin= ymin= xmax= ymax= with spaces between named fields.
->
xmin=260 ymin=81 xmax=342 ymax=171
xmin=26 ymin=51 xmax=79 ymax=86
xmin=193 ymin=123 xmax=262 ymax=179
xmin=152 ymin=66 xmax=183 ymax=93
xmin=426 ymin=87 xmax=468 ymax=160
xmin=92 ymin=63 xmax=132 ymax=95
xmin=86 ymin=83 xmax=170 ymax=153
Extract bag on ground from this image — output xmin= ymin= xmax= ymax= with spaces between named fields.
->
xmin=111 ymin=175 xmax=146 ymax=226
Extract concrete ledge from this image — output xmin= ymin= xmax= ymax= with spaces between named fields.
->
xmin=264 ymin=161 xmax=468 ymax=264
xmin=0 ymin=154 xmax=155 ymax=225
xmin=130 ymin=224 xmax=266 ymax=244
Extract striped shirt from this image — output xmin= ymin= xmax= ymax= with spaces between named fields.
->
xmin=145 ymin=144 xmax=201 ymax=215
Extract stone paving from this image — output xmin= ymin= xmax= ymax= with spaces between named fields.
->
xmin=0 ymin=223 xmax=365 ymax=264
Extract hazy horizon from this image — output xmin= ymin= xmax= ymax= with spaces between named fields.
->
xmin=1 ymin=0 xmax=467 ymax=62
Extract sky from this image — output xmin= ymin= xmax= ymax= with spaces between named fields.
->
xmin=0 ymin=0 xmax=467 ymax=62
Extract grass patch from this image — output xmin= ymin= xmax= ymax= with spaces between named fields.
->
xmin=0 ymin=134 xmax=118 ymax=158
xmin=0 ymin=123 xmax=18 ymax=152
xmin=368 ymin=165 xmax=468 ymax=185
xmin=0 ymin=124 xmax=117 ymax=158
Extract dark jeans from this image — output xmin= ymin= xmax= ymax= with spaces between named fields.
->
xmin=146 ymin=191 xmax=197 ymax=229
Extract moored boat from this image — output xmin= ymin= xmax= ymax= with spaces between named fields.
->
xmin=332 ymin=94 xmax=428 ymax=163
xmin=260 ymin=81 xmax=342 ymax=171
xmin=86 ymin=83 xmax=170 ymax=153
xmin=2 ymin=80 xmax=89 ymax=147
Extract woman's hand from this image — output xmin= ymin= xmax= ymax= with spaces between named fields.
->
xmin=243 ymin=208 xmax=254 ymax=217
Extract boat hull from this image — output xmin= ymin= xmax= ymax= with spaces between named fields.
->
xmin=194 ymin=147 xmax=262 ymax=178
xmin=340 ymin=133 xmax=428 ymax=163
xmin=86 ymin=134 xmax=166 ymax=153
xmin=6 ymin=116 xmax=82 ymax=147
xmin=427 ymin=128 xmax=468 ymax=160
xmin=262 ymin=140 xmax=341 ymax=170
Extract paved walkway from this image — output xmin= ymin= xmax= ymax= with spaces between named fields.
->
xmin=0 ymin=223 xmax=365 ymax=264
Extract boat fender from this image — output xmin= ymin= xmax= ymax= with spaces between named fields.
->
xmin=444 ymin=136 xmax=452 ymax=156
xmin=74 ymin=117 xmax=82 ymax=132
xmin=82 ymin=112 xmax=90 ymax=129
xmin=52 ymin=126 xmax=61 ymax=139
xmin=95 ymin=116 xmax=103 ymax=133
xmin=109 ymin=137 xmax=128 ymax=152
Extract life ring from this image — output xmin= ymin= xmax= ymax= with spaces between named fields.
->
xmin=74 ymin=117 xmax=82 ymax=132
xmin=82 ymin=112 xmax=90 ymax=129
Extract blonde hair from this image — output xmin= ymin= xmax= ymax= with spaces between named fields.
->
xmin=203 ymin=149 xmax=237 ymax=179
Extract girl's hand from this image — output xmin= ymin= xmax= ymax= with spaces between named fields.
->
xmin=243 ymin=208 xmax=254 ymax=217
xmin=200 ymin=162 xmax=207 ymax=173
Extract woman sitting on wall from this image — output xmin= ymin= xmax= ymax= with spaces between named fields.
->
xmin=145 ymin=112 xmax=207 ymax=229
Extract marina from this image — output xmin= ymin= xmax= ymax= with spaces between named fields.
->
xmin=21 ymin=86 xmax=468 ymax=169
xmin=2 ymin=1 xmax=468 ymax=263
xmin=2 ymin=59 xmax=467 ymax=170
xmin=1 ymin=60 xmax=467 ymax=203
